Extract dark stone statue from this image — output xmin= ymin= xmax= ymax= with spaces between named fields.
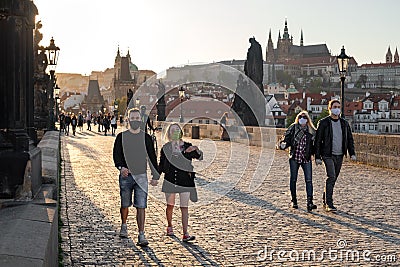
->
xmin=232 ymin=37 xmax=265 ymax=126
xmin=244 ymin=37 xmax=264 ymax=91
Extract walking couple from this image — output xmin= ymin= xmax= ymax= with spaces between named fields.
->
xmin=113 ymin=108 xmax=202 ymax=246
xmin=279 ymin=99 xmax=356 ymax=212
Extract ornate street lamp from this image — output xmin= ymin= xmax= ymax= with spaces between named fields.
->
xmin=44 ymin=37 xmax=60 ymax=130
xmin=337 ymin=46 xmax=350 ymax=118
xmin=179 ymin=86 xmax=185 ymax=123
xmin=54 ymin=84 xmax=60 ymax=124
xmin=135 ymin=98 xmax=140 ymax=108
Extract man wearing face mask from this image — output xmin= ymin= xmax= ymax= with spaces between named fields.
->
xmin=279 ymin=111 xmax=317 ymax=212
xmin=314 ymin=99 xmax=356 ymax=212
xmin=113 ymin=108 xmax=159 ymax=246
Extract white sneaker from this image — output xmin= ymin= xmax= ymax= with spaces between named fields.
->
xmin=137 ymin=233 xmax=149 ymax=246
xmin=119 ymin=224 xmax=128 ymax=238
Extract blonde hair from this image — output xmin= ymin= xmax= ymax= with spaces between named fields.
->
xmin=295 ymin=111 xmax=316 ymax=131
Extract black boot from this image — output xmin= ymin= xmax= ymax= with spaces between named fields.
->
xmin=307 ymin=197 xmax=317 ymax=212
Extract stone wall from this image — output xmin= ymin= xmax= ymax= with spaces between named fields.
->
xmin=159 ymin=122 xmax=399 ymax=170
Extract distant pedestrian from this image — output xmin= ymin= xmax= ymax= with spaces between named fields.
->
xmin=111 ymin=115 xmax=117 ymax=136
xmin=279 ymin=111 xmax=317 ymax=212
xmin=59 ymin=112 xmax=65 ymax=133
xmin=112 ymin=108 xmax=159 ymax=246
xmin=219 ymin=112 xmax=229 ymax=141
xmin=140 ymin=106 xmax=154 ymax=133
xmin=103 ymin=115 xmax=110 ymax=136
xmin=158 ymin=123 xmax=203 ymax=242
xmin=71 ymin=114 xmax=78 ymax=136
xmin=64 ymin=113 xmax=71 ymax=136
xmin=78 ymin=112 xmax=84 ymax=132
xmin=97 ymin=115 xmax=102 ymax=132
xmin=314 ymin=99 xmax=356 ymax=212
xmin=86 ymin=111 xmax=92 ymax=131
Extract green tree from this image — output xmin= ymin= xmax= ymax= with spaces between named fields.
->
xmin=276 ymin=70 xmax=299 ymax=88
xmin=313 ymin=109 xmax=329 ymax=126
xmin=286 ymin=111 xmax=299 ymax=128
xmin=355 ymin=74 xmax=367 ymax=88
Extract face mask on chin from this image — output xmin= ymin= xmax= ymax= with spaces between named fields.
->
xmin=129 ymin=120 xmax=141 ymax=130
xmin=331 ymin=108 xmax=341 ymax=116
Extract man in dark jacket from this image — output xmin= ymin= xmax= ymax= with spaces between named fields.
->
xmin=314 ymin=99 xmax=356 ymax=212
xmin=113 ymin=108 xmax=159 ymax=246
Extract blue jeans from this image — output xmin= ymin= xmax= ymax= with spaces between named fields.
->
xmin=322 ymin=155 xmax=343 ymax=206
xmin=289 ymin=159 xmax=313 ymax=200
xmin=119 ymin=173 xmax=148 ymax=208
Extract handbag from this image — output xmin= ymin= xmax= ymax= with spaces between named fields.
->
xmin=189 ymin=172 xmax=198 ymax=202
xmin=190 ymin=187 xmax=198 ymax=202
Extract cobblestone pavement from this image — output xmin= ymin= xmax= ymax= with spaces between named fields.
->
xmin=60 ymin=128 xmax=400 ymax=266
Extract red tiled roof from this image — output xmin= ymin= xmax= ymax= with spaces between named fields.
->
xmin=167 ymin=97 xmax=231 ymax=120
xmin=359 ymin=62 xmax=400 ymax=68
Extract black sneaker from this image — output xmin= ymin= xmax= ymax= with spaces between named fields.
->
xmin=326 ymin=205 xmax=337 ymax=212
xmin=291 ymin=201 xmax=298 ymax=209
xmin=307 ymin=203 xmax=317 ymax=212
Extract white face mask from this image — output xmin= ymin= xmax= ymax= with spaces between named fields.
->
xmin=298 ymin=118 xmax=307 ymax=125
xmin=331 ymin=108 xmax=341 ymax=116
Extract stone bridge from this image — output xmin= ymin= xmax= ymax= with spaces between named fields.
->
xmin=59 ymin=127 xmax=399 ymax=266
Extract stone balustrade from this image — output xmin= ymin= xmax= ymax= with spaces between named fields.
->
xmin=158 ymin=122 xmax=400 ymax=170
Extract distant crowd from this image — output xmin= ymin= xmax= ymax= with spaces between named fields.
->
xmin=58 ymin=110 xmax=121 ymax=136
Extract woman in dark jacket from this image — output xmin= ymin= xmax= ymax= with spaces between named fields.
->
xmin=71 ymin=114 xmax=78 ymax=136
xmin=158 ymin=123 xmax=203 ymax=242
xmin=279 ymin=111 xmax=317 ymax=212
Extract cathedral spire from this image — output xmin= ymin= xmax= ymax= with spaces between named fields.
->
xmin=394 ymin=47 xmax=399 ymax=63
xmin=283 ymin=18 xmax=290 ymax=39
xmin=300 ymin=29 xmax=303 ymax=46
xmin=386 ymin=46 xmax=392 ymax=63
xmin=116 ymin=45 xmax=121 ymax=59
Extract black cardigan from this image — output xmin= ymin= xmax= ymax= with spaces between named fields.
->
xmin=158 ymin=141 xmax=202 ymax=193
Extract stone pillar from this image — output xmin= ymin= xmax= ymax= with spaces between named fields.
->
xmin=0 ymin=0 xmax=41 ymax=199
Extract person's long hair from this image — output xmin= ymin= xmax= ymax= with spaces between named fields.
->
xmin=294 ymin=111 xmax=316 ymax=133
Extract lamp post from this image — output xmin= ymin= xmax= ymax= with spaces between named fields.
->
xmin=179 ymin=86 xmax=185 ymax=123
xmin=135 ymin=98 xmax=140 ymax=108
xmin=44 ymin=37 xmax=60 ymax=130
xmin=54 ymin=84 xmax=60 ymax=126
xmin=337 ymin=46 xmax=350 ymax=118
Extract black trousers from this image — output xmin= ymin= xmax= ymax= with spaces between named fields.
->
xmin=322 ymin=155 xmax=343 ymax=206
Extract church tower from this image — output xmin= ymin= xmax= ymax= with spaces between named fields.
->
xmin=266 ymin=29 xmax=275 ymax=63
xmin=112 ymin=46 xmax=135 ymax=100
xmin=394 ymin=47 xmax=399 ymax=63
xmin=386 ymin=46 xmax=392 ymax=63
xmin=277 ymin=19 xmax=292 ymax=62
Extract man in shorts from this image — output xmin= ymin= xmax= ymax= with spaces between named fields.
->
xmin=113 ymin=108 xmax=159 ymax=246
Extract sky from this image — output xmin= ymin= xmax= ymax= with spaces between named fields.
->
xmin=34 ymin=0 xmax=400 ymax=75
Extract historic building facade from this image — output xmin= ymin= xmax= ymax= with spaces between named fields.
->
xmin=111 ymin=47 xmax=137 ymax=100
xmin=265 ymin=19 xmax=357 ymax=84
xmin=351 ymin=46 xmax=400 ymax=89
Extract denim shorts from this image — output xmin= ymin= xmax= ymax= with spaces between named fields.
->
xmin=119 ymin=173 xmax=148 ymax=208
